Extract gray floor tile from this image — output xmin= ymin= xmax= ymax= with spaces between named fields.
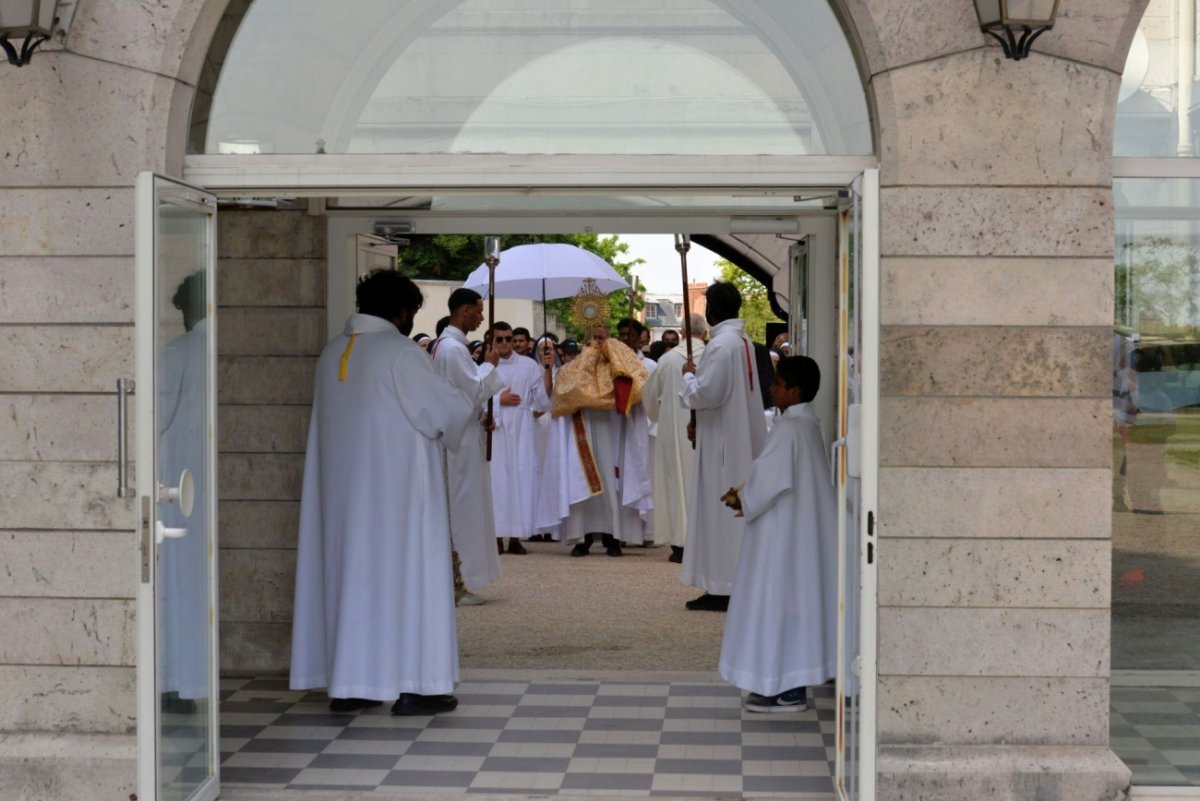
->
xmin=513 ymin=705 xmax=592 ymax=718
xmin=457 ymin=694 xmax=526 ymax=706
xmin=574 ymin=744 xmax=660 ymax=758
xmin=382 ymin=770 xmax=477 ymax=787
xmin=743 ymin=745 xmax=828 ymax=761
xmin=583 ymin=718 xmax=664 ymax=731
xmin=665 ymin=707 xmax=741 ymax=720
xmin=497 ymin=729 xmax=581 ymax=744
xmin=526 ymin=683 xmax=600 ymax=695
xmin=743 ymin=774 xmax=834 ymax=793
xmin=335 ymin=726 xmax=422 ymax=741
xmin=669 ymin=685 xmax=741 ymax=697
xmin=307 ymin=753 xmax=398 ymax=770
xmin=427 ymin=715 xmax=510 ymax=729
xmin=561 ymin=772 xmax=655 ymax=790
xmin=222 ymin=766 xmax=302 ymax=785
xmin=406 ymin=740 xmax=494 ymax=757
xmin=593 ymin=696 xmax=667 ymax=707
xmin=480 ymin=756 xmax=573 ymax=773
xmin=659 ymin=731 xmax=743 ymax=746
xmin=655 ymin=758 xmax=743 ymax=775
xmin=240 ymin=738 xmax=330 ymax=754
xmin=275 ymin=714 xmax=349 ymax=727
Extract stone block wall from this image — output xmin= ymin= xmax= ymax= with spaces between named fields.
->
xmin=215 ymin=208 xmax=325 ymax=675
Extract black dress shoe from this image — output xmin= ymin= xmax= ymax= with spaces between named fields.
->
xmin=606 ymin=542 xmax=623 ymax=557
xmin=570 ymin=542 xmax=590 ymax=557
xmin=392 ymin=693 xmax=459 ymax=716
xmin=668 ymin=546 xmax=684 ymax=564
xmin=507 ymin=539 xmax=528 ymax=555
xmin=685 ymin=592 xmax=730 ymax=612
xmin=329 ymin=697 xmax=383 ymax=713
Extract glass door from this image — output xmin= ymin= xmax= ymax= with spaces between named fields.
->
xmin=135 ymin=173 xmax=220 ymax=801
xmin=833 ymin=169 xmax=879 ymax=801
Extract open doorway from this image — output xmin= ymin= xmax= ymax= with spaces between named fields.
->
xmin=140 ymin=178 xmax=877 ymax=801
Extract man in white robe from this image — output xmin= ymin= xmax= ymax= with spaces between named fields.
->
xmin=643 ymin=313 xmax=707 ymax=563
xmin=680 ymin=282 xmax=767 ymax=611
xmin=544 ymin=327 xmax=652 ymax=556
xmin=489 ymin=321 xmax=550 ymax=553
xmin=291 ymin=270 xmax=475 ymax=716
xmin=719 ymin=356 xmax=837 ymax=711
xmin=431 ymin=288 xmax=503 ymax=602
xmin=617 ymin=318 xmax=657 ymax=545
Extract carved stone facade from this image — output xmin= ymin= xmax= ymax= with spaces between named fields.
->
xmin=0 ymin=1 xmax=1146 ymax=798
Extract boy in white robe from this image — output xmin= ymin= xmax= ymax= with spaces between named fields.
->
xmin=719 ymin=356 xmax=837 ymax=712
xmin=431 ymin=288 xmax=503 ymax=604
xmin=291 ymin=270 xmax=475 ymax=717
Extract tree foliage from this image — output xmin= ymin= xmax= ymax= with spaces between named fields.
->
xmin=394 ymin=233 xmax=643 ymax=338
xmin=718 ymin=260 xmax=782 ymax=342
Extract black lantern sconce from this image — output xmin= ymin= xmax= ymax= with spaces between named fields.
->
xmin=0 ymin=0 xmax=59 ymax=67
xmin=974 ymin=0 xmax=1060 ymax=61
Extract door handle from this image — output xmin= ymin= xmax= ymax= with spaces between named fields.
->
xmin=156 ymin=521 xmax=188 ymax=544
xmin=158 ymin=469 xmax=195 ymax=518
xmin=116 ymin=379 xmax=134 ymax=498
xmin=830 ymin=436 xmax=846 ymax=487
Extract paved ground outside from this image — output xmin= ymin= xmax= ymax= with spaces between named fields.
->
xmin=456 ymin=540 xmax=726 ymax=672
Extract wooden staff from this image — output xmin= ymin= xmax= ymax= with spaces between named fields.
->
xmin=674 ymin=234 xmax=697 ymax=450
xmin=484 ymin=236 xmax=501 ymax=461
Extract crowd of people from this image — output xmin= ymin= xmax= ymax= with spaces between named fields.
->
xmin=290 ymin=268 xmax=839 ymax=719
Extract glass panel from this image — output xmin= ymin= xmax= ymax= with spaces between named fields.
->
xmin=155 ymin=181 xmax=215 ymax=801
xmin=202 ymin=0 xmax=871 ymax=156
xmin=1111 ymin=177 xmax=1200 ymax=788
xmin=1116 ymin=0 xmax=1198 ymax=157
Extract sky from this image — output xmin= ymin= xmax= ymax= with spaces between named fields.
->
xmin=610 ymin=234 xmax=723 ymax=296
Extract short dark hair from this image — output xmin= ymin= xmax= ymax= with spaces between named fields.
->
xmin=513 ymin=326 xmax=531 ymax=339
xmin=493 ymin=320 xmax=513 ymax=333
xmin=616 ymin=317 xmax=646 ymax=336
xmin=448 ymin=287 xmax=482 ymax=313
xmin=356 ymin=269 xmax=423 ymax=319
xmin=705 ymin=281 xmax=742 ymax=322
xmin=435 ymin=315 xmax=451 ymax=336
xmin=775 ymin=355 xmax=821 ymax=401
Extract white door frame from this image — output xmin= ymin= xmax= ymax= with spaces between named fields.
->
xmin=170 ymin=156 xmax=882 ymax=800
xmin=135 ymin=172 xmax=221 ymax=801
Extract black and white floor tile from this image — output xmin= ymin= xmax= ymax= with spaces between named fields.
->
xmin=217 ymin=675 xmax=845 ymax=797
xmin=1111 ymin=684 xmax=1200 ymax=787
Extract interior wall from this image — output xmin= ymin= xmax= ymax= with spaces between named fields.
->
xmin=216 ymin=207 xmax=326 ymax=675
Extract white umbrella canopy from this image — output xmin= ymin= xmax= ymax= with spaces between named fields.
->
xmin=463 ymin=243 xmax=629 ymax=300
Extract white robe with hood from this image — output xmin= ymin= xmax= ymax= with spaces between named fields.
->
xmin=643 ymin=337 xmax=706 ymax=548
xmin=291 ymin=313 xmax=474 ymax=699
xmin=720 ymin=403 xmax=838 ymax=696
xmin=680 ymin=318 xmax=767 ymax=595
xmin=431 ymin=325 xmax=504 ymax=589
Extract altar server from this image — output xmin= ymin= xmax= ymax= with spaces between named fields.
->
xmin=719 ymin=356 xmax=837 ymax=712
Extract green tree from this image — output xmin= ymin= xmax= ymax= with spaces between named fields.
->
xmin=718 ymin=260 xmax=782 ymax=342
xmin=394 ymin=234 xmax=642 ymax=337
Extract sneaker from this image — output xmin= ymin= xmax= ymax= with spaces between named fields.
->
xmin=392 ymin=693 xmax=458 ymax=716
xmin=743 ymin=687 xmax=807 ymax=713
xmin=456 ymin=592 xmax=485 ymax=607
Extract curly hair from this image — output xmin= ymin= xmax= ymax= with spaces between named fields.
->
xmin=356 ymin=269 xmax=423 ymax=319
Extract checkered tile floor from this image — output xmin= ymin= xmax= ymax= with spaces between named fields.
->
xmin=1111 ymin=684 xmax=1200 ymax=786
xmin=217 ymin=676 xmax=842 ymax=796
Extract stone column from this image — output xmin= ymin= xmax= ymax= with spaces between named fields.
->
xmin=0 ymin=0 xmax=226 ymax=796
xmin=842 ymin=0 xmax=1146 ymax=798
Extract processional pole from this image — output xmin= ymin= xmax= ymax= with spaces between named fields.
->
xmin=674 ymin=233 xmax=697 ymax=450
xmin=484 ymin=236 xmax=501 ymax=462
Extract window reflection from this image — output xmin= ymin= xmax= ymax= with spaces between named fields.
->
xmin=1111 ymin=177 xmax=1200 ymax=787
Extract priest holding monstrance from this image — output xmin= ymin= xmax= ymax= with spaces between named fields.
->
xmin=290 ymin=269 xmax=476 ymax=716
xmin=536 ymin=281 xmax=653 ymax=556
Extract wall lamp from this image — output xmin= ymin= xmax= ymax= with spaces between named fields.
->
xmin=0 ymin=0 xmax=59 ymax=67
xmin=974 ymin=0 xmax=1059 ymax=61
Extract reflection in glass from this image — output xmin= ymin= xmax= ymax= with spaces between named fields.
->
xmin=1111 ymin=178 xmax=1200 ymax=787
xmin=156 ymin=204 xmax=213 ymax=801
xmin=1116 ymin=0 xmax=1200 ymax=157
xmin=202 ymin=0 xmax=871 ymax=156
